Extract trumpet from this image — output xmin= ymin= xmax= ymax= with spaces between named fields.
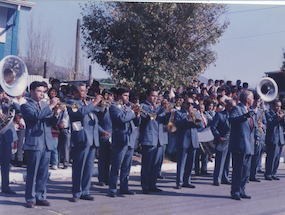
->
xmin=45 ymin=99 xmax=79 ymax=112
xmin=86 ymin=95 xmax=123 ymax=107
xmin=128 ymin=102 xmax=157 ymax=120
xmin=189 ymin=111 xmax=202 ymax=126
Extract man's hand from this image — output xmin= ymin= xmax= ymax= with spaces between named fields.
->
xmin=244 ymin=111 xmax=255 ymax=118
xmin=92 ymin=95 xmax=103 ymax=107
xmin=219 ymin=137 xmax=226 ymax=143
xmin=49 ymin=97 xmax=60 ymax=110
xmin=132 ymin=103 xmax=140 ymax=116
xmin=101 ymin=131 xmax=110 ymax=138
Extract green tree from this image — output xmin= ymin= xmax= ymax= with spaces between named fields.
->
xmin=81 ymin=2 xmax=229 ymax=93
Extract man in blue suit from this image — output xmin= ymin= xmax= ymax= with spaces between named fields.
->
xmin=249 ymin=93 xmax=266 ymax=182
xmin=0 ymin=87 xmax=20 ymax=195
xmin=97 ymin=89 xmax=114 ymax=186
xmin=211 ymin=99 xmax=236 ymax=186
xmin=264 ymin=99 xmax=285 ymax=181
xmin=229 ymin=90 xmax=260 ymax=200
xmin=67 ymin=83 xmax=108 ymax=202
xmin=174 ymin=97 xmax=204 ymax=189
xmin=140 ymin=87 xmax=171 ymax=194
xmin=108 ymin=87 xmax=141 ymax=197
xmin=21 ymin=81 xmax=60 ymax=208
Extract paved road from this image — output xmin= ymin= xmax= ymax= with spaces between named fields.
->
xmin=1 ymin=161 xmax=285 ymax=215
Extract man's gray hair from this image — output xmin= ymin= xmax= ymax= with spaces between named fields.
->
xmin=239 ymin=90 xmax=252 ymax=103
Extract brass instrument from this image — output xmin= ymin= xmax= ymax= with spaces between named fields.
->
xmin=257 ymin=109 xmax=266 ymax=134
xmin=0 ymin=56 xmax=28 ymax=134
xmin=86 ymin=95 xmax=123 ymax=107
xmin=165 ymin=112 xmax=176 ymax=133
xmin=46 ymin=99 xmax=79 ymax=112
xmin=190 ymin=111 xmax=202 ymax=126
xmin=129 ymin=102 xmax=157 ymax=120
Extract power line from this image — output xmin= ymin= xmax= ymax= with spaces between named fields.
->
xmin=220 ymin=30 xmax=285 ymax=41
xmin=227 ymin=6 xmax=285 ymax=14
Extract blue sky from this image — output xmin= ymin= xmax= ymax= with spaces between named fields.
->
xmin=18 ymin=1 xmax=285 ymax=87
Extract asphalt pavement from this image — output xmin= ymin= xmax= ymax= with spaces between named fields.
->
xmin=1 ymin=154 xmax=285 ymax=215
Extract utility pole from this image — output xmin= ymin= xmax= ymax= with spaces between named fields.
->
xmin=88 ymin=65 xmax=92 ymax=86
xmin=74 ymin=19 xmax=80 ymax=80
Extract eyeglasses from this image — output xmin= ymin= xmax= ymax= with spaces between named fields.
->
xmin=185 ymin=102 xmax=194 ymax=106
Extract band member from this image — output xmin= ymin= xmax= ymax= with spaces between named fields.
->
xmin=97 ymin=89 xmax=114 ymax=186
xmin=229 ymin=90 xmax=260 ymax=200
xmin=140 ymin=87 xmax=172 ymax=194
xmin=211 ymin=99 xmax=236 ymax=186
xmin=21 ymin=81 xmax=60 ymax=208
xmin=108 ymin=87 xmax=141 ymax=197
xmin=264 ymin=99 xmax=285 ymax=181
xmin=174 ymin=97 xmax=203 ymax=189
xmin=195 ymin=103 xmax=210 ymax=176
xmin=249 ymin=93 xmax=266 ymax=182
xmin=67 ymin=83 xmax=107 ymax=202
xmin=0 ymin=87 xmax=20 ymax=195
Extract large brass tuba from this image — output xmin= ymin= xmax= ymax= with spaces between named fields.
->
xmin=256 ymin=77 xmax=278 ymax=102
xmin=0 ymin=55 xmax=28 ymax=134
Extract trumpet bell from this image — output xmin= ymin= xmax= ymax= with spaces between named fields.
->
xmin=256 ymin=77 xmax=278 ymax=102
xmin=0 ymin=55 xmax=28 ymax=97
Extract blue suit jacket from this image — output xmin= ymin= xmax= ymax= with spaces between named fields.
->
xmin=21 ymin=99 xmax=58 ymax=151
xmin=97 ymin=107 xmax=112 ymax=142
xmin=0 ymin=102 xmax=20 ymax=143
xmin=265 ymin=109 xmax=285 ymax=145
xmin=174 ymin=108 xmax=204 ymax=149
xmin=67 ymin=98 xmax=103 ymax=147
xmin=210 ymin=110 xmax=230 ymax=145
xmin=229 ymin=103 xmax=259 ymax=155
xmin=109 ymin=103 xmax=140 ymax=149
xmin=139 ymin=101 xmax=171 ymax=146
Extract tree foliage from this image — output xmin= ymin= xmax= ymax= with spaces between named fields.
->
xmin=81 ymin=2 xmax=229 ymax=93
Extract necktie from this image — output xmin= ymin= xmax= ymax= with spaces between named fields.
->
xmin=153 ymin=104 xmax=156 ymax=110
xmin=123 ymin=105 xmax=127 ymax=112
xmin=200 ymin=113 xmax=207 ymax=127
xmin=82 ymin=100 xmax=87 ymax=106
xmin=37 ymin=102 xmax=41 ymax=110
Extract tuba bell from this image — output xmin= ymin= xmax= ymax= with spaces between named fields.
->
xmin=0 ymin=55 xmax=28 ymax=134
xmin=256 ymin=77 xmax=278 ymax=102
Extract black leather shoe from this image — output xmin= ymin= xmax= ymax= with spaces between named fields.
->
xmin=62 ymin=165 xmax=68 ymax=169
xmin=119 ymin=190 xmax=136 ymax=195
xmin=98 ymin=182 xmax=105 ymax=186
xmin=2 ymin=189 xmax=16 ymax=194
xmin=272 ymin=176 xmax=280 ymax=180
xmin=157 ymin=176 xmax=164 ymax=179
xmin=257 ymin=170 xmax=265 ymax=173
xmin=142 ymin=189 xmax=149 ymax=194
xmin=71 ymin=196 xmax=79 ymax=202
xmin=26 ymin=201 xmax=35 ymax=208
xmin=265 ymin=177 xmax=273 ymax=181
xmin=149 ymin=188 xmax=163 ymax=192
xmin=174 ymin=185 xmax=182 ymax=189
xmin=36 ymin=200 xmax=51 ymax=206
xmin=231 ymin=194 xmax=241 ymax=200
xmin=80 ymin=195 xmax=94 ymax=201
xmin=221 ymin=181 xmax=231 ymax=185
xmin=182 ymin=183 xmax=195 ymax=188
xmin=201 ymin=172 xmax=211 ymax=176
xmin=213 ymin=182 xmax=220 ymax=186
xmin=249 ymin=178 xmax=261 ymax=182
xmin=240 ymin=194 xmax=251 ymax=199
xmin=108 ymin=192 xmax=116 ymax=197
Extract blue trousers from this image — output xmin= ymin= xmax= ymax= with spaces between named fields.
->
xmin=176 ymin=146 xmax=196 ymax=186
xmin=250 ymin=142 xmax=263 ymax=179
xmin=109 ymin=145 xmax=134 ymax=193
xmin=141 ymin=144 xmax=163 ymax=190
xmin=265 ymin=143 xmax=283 ymax=178
xmin=213 ymin=147 xmax=231 ymax=183
xmin=25 ymin=147 xmax=51 ymax=202
xmin=98 ymin=139 xmax=112 ymax=184
xmin=0 ymin=142 xmax=12 ymax=192
xmin=71 ymin=145 xmax=95 ymax=197
xmin=231 ymin=153 xmax=251 ymax=197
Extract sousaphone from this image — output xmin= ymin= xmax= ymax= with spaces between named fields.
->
xmin=0 ymin=55 xmax=28 ymax=134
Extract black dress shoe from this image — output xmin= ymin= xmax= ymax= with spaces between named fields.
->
xmin=272 ymin=176 xmax=280 ymax=180
xmin=119 ymin=190 xmax=136 ymax=195
xmin=142 ymin=189 xmax=149 ymax=194
xmin=201 ymin=172 xmax=211 ymax=176
xmin=80 ymin=195 xmax=94 ymax=201
xmin=265 ymin=177 xmax=273 ymax=181
xmin=221 ymin=181 xmax=231 ymax=185
xmin=26 ymin=201 xmax=35 ymax=208
xmin=98 ymin=182 xmax=105 ymax=186
xmin=36 ymin=200 xmax=51 ymax=206
xmin=231 ymin=194 xmax=241 ymax=200
xmin=213 ymin=182 xmax=220 ymax=186
xmin=108 ymin=192 xmax=116 ymax=197
xmin=249 ymin=178 xmax=261 ymax=182
xmin=62 ymin=165 xmax=68 ymax=169
xmin=71 ymin=196 xmax=79 ymax=202
xmin=157 ymin=176 xmax=164 ymax=179
xmin=257 ymin=170 xmax=265 ymax=173
xmin=149 ymin=188 xmax=163 ymax=192
xmin=174 ymin=185 xmax=182 ymax=189
xmin=2 ymin=189 xmax=16 ymax=194
xmin=182 ymin=183 xmax=195 ymax=188
xmin=240 ymin=194 xmax=251 ymax=199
